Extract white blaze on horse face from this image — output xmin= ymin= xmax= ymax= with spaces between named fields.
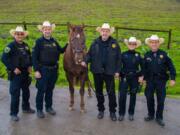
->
xmin=76 ymin=34 xmax=80 ymax=38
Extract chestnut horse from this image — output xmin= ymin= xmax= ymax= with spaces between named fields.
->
xmin=63 ymin=24 xmax=92 ymax=113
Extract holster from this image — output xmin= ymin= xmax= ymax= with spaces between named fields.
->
xmin=7 ymin=70 xmax=14 ymax=80
xmin=27 ymin=76 xmax=32 ymax=86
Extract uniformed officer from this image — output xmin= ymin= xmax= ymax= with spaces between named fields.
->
xmin=81 ymin=23 xmax=121 ymax=121
xmin=1 ymin=26 xmax=35 ymax=121
xmin=32 ymin=21 xmax=67 ymax=118
xmin=118 ymin=37 xmax=143 ymax=121
xmin=143 ymin=35 xmax=176 ymax=127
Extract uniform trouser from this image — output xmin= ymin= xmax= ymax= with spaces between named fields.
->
xmin=119 ymin=76 xmax=139 ymax=116
xmin=145 ymin=79 xmax=166 ymax=120
xmin=93 ymin=73 xmax=117 ymax=113
xmin=9 ymin=72 xmax=31 ymax=116
xmin=36 ymin=67 xmax=58 ymax=111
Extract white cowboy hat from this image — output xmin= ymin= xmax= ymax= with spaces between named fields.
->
xmin=124 ymin=37 xmax=141 ymax=48
xmin=145 ymin=35 xmax=164 ymax=45
xmin=9 ymin=26 xmax=29 ymax=37
xmin=37 ymin=21 xmax=56 ymax=31
xmin=96 ymin=23 xmax=115 ymax=34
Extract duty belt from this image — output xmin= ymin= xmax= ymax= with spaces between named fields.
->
xmin=42 ymin=65 xmax=58 ymax=69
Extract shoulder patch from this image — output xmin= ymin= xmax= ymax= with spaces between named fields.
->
xmin=53 ymin=43 xmax=56 ymax=47
xmin=4 ymin=47 xmax=11 ymax=53
xmin=146 ymin=57 xmax=152 ymax=61
xmin=112 ymin=44 xmax=116 ymax=48
xmin=135 ymin=53 xmax=139 ymax=57
xmin=25 ymin=46 xmax=29 ymax=50
xmin=160 ymin=54 xmax=164 ymax=59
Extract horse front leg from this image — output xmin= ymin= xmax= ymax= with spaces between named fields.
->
xmin=66 ymin=72 xmax=75 ymax=111
xmin=80 ymin=75 xmax=86 ymax=113
xmin=85 ymin=73 xmax=92 ymax=97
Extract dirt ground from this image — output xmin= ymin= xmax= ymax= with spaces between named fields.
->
xmin=0 ymin=78 xmax=180 ymax=135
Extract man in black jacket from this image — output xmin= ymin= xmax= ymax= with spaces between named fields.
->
xmin=81 ymin=23 xmax=121 ymax=121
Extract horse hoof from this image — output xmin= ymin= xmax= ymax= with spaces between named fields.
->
xmin=68 ymin=107 xmax=74 ymax=111
xmin=88 ymin=94 xmax=92 ymax=98
xmin=80 ymin=109 xmax=86 ymax=113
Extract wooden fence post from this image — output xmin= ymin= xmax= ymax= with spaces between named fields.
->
xmin=22 ymin=21 xmax=29 ymax=39
xmin=168 ymin=29 xmax=172 ymax=49
xmin=23 ymin=21 xmax=27 ymax=30
xmin=115 ymin=27 xmax=119 ymax=41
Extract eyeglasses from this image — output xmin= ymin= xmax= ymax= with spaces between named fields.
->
xmin=129 ymin=43 xmax=137 ymax=46
xmin=15 ymin=32 xmax=24 ymax=36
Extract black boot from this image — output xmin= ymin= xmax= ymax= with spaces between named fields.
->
xmin=156 ymin=118 xmax=165 ymax=127
xmin=97 ymin=111 xmax=104 ymax=119
xmin=118 ymin=115 xmax=124 ymax=121
xmin=46 ymin=108 xmax=56 ymax=115
xmin=37 ymin=110 xmax=45 ymax=118
xmin=23 ymin=107 xmax=35 ymax=114
xmin=129 ymin=115 xmax=134 ymax=121
xmin=144 ymin=116 xmax=154 ymax=121
xmin=110 ymin=112 xmax=117 ymax=121
xmin=11 ymin=115 xmax=20 ymax=122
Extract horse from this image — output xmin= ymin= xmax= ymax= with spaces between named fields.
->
xmin=63 ymin=24 xmax=92 ymax=113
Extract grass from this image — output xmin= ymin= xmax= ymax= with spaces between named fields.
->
xmin=0 ymin=0 xmax=179 ymax=95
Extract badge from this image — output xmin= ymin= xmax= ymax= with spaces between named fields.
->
xmin=146 ymin=57 xmax=152 ymax=61
xmin=4 ymin=47 xmax=11 ymax=53
xmin=112 ymin=44 xmax=116 ymax=48
xmin=160 ymin=55 xmax=164 ymax=59
xmin=135 ymin=53 xmax=139 ymax=57
xmin=53 ymin=43 xmax=56 ymax=47
xmin=25 ymin=46 xmax=29 ymax=50
xmin=124 ymin=54 xmax=128 ymax=58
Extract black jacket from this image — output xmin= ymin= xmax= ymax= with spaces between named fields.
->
xmin=85 ymin=36 xmax=121 ymax=75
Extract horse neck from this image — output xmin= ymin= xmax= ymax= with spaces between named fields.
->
xmin=64 ymin=42 xmax=74 ymax=60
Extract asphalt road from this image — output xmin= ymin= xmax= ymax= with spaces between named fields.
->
xmin=0 ymin=78 xmax=180 ymax=135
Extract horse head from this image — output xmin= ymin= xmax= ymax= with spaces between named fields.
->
xmin=68 ymin=24 xmax=86 ymax=65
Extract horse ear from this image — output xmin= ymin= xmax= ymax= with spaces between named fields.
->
xmin=68 ymin=23 xmax=75 ymax=33
xmin=67 ymin=22 xmax=71 ymax=33
xmin=82 ymin=23 xmax=85 ymax=29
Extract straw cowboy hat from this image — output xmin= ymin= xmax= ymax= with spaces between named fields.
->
xmin=96 ymin=23 xmax=115 ymax=34
xmin=124 ymin=37 xmax=142 ymax=48
xmin=145 ymin=35 xmax=164 ymax=45
xmin=37 ymin=21 xmax=56 ymax=31
xmin=9 ymin=26 xmax=29 ymax=37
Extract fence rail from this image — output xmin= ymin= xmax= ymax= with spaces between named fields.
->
xmin=0 ymin=21 xmax=172 ymax=49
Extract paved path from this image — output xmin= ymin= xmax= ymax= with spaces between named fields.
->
xmin=0 ymin=78 xmax=180 ymax=135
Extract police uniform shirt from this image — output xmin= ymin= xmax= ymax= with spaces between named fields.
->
xmin=32 ymin=36 xmax=67 ymax=71
xmin=144 ymin=49 xmax=176 ymax=80
xmin=1 ymin=40 xmax=31 ymax=71
xmin=121 ymin=50 xmax=143 ymax=76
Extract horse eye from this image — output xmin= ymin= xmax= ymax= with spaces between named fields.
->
xmin=72 ymin=27 xmax=75 ymax=32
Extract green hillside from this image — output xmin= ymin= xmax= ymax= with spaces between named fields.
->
xmin=0 ymin=0 xmax=179 ymax=95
